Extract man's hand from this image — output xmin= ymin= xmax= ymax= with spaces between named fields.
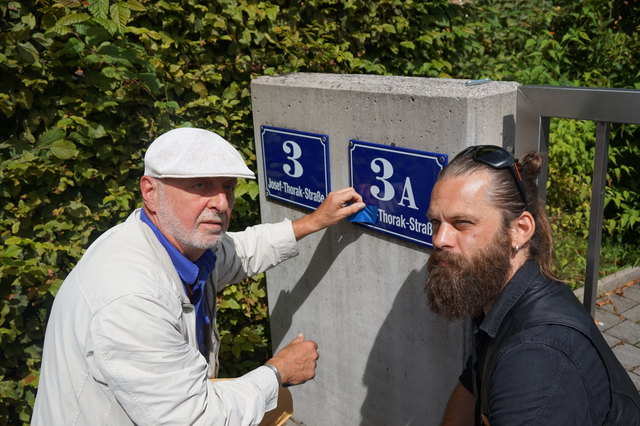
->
xmin=292 ymin=187 xmax=365 ymax=240
xmin=265 ymin=333 xmax=319 ymax=386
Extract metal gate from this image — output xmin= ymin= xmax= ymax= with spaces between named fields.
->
xmin=515 ymin=85 xmax=640 ymax=316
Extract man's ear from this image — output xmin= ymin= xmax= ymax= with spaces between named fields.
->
xmin=511 ymin=210 xmax=535 ymax=249
xmin=140 ymin=176 xmax=158 ymax=213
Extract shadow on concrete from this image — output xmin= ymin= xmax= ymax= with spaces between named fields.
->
xmin=359 ymin=263 xmax=466 ymax=426
xmin=268 ymin=227 xmax=363 ymax=349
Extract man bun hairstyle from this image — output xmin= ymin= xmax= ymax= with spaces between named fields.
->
xmin=440 ymin=148 xmax=561 ymax=282
xmin=517 ymin=152 xmax=560 ymax=281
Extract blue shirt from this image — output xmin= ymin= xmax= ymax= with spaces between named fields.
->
xmin=140 ymin=209 xmax=216 ymax=355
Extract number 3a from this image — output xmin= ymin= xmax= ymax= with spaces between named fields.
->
xmin=283 ymin=140 xmax=303 ymax=178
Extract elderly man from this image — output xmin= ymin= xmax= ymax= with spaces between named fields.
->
xmin=33 ymin=128 xmax=365 ymax=425
xmin=426 ymin=145 xmax=640 ymax=425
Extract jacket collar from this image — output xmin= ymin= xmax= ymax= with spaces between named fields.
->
xmin=139 ymin=208 xmax=215 ymax=285
xmin=479 ymin=260 xmax=541 ymax=338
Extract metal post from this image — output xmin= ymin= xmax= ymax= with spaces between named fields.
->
xmin=537 ymin=117 xmax=551 ymax=204
xmin=583 ymin=122 xmax=610 ymax=317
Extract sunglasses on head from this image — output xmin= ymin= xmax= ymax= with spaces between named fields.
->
xmin=454 ymin=145 xmax=528 ymax=208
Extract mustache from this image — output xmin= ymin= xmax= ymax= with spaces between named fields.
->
xmin=428 ymin=249 xmax=465 ymax=270
xmin=196 ymin=211 xmax=226 ymax=225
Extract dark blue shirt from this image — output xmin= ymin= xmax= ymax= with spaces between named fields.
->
xmin=460 ymin=261 xmax=611 ymax=425
xmin=140 ymin=209 xmax=216 ymax=355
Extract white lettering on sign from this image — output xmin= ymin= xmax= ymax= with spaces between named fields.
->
xmin=408 ymin=217 xmax=432 ymax=235
xmin=283 ymin=181 xmax=303 ymax=197
xmin=377 ymin=208 xmax=432 ymax=236
xmin=268 ymin=178 xmax=325 ymax=203
xmin=370 ymin=157 xmax=418 ymax=209
xmin=398 ymin=176 xmax=418 ymax=210
xmin=378 ymin=208 xmax=407 ymax=228
xmin=267 ymin=177 xmax=283 ymax=191
xmin=304 ymin=188 xmax=325 ymax=203
xmin=282 ymin=140 xmax=304 ymax=178
xmin=370 ymin=157 xmax=395 ymax=201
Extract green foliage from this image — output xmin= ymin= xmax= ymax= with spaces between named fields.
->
xmin=546 ymin=119 xmax=597 ymax=238
xmin=216 ymin=274 xmax=271 ymax=377
xmin=454 ymin=0 xmax=640 ymax=269
xmin=554 ymin=232 xmax=640 ymax=290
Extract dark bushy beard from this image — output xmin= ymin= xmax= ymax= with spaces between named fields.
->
xmin=425 ymin=231 xmax=513 ymax=321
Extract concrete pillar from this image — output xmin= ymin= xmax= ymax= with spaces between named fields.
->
xmin=251 ymin=73 xmax=519 ymax=425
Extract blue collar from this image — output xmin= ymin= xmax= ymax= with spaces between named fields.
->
xmin=140 ymin=209 xmax=216 ymax=355
xmin=139 ymin=209 xmax=216 ymax=286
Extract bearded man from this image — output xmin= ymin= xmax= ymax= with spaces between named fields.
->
xmin=425 ymin=145 xmax=640 ymax=425
xmin=33 ymin=128 xmax=365 ymax=425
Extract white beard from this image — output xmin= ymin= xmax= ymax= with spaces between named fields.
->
xmin=156 ymin=187 xmax=225 ymax=252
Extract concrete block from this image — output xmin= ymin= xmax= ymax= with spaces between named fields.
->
xmin=612 ymin=342 xmax=640 ymax=371
xmin=599 ymin=293 xmax=638 ymax=315
xmin=622 ymin=305 xmax=640 ymax=322
xmin=251 ymin=73 xmax=518 ymax=425
xmin=574 ymin=266 xmax=640 ymax=303
xmin=603 ymin=333 xmax=622 ymax=348
xmin=622 ymin=280 xmax=640 ymax=303
xmin=595 ymin=307 xmax=626 ymax=332
xmin=606 ymin=319 xmax=640 ymax=345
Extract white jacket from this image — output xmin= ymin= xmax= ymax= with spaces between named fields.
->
xmin=32 ymin=209 xmax=299 ymax=425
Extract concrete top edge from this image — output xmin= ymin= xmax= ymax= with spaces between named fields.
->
xmin=251 ymin=72 xmax=520 ymax=97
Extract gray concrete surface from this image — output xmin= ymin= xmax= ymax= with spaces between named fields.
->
xmin=252 ymin=73 xmax=519 ymax=425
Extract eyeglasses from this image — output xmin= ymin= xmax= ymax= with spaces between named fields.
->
xmin=454 ymin=145 xmax=528 ymax=208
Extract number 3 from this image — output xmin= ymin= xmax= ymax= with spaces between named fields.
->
xmin=283 ymin=140 xmax=304 ymax=178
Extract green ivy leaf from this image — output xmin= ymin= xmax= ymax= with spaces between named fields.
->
xmin=63 ymin=37 xmax=85 ymax=56
xmin=16 ymin=42 xmax=39 ymax=64
xmin=94 ymin=17 xmax=118 ymax=35
xmin=139 ymin=73 xmax=161 ymax=95
xmin=87 ymin=123 xmax=107 ymax=139
xmin=127 ymin=0 xmax=146 ymax=12
xmin=66 ymin=201 xmax=91 ymax=218
xmin=110 ymin=2 xmax=130 ymax=34
xmin=55 ymin=13 xmax=91 ymax=27
xmin=37 ymin=128 xmax=65 ymax=146
xmin=49 ymin=140 xmax=79 ymax=160
xmin=88 ymin=0 xmax=109 ymax=20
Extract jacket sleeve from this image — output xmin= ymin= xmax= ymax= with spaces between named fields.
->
xmin=88 ymin=292 xmax=279 ymax=425
xmin=212 ymin=219 xmax=299 ymax=292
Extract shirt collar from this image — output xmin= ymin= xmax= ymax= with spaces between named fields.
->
xmin=478 ymin=260 xmax=541 ymax=338
xmin=139 ymin=209 xmax=215 ymax=285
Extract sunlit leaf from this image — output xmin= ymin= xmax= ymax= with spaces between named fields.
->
xmin=55 ymin=13 xmax=91 ymax=26
xmin=88 ymin=0 xmax=109 ymax=19
xmin=37 ymin=128 xmax=65 ymax=146
xmin=127 ymin=0 xmax=146 ymax=12
xmin=49 ymin=140 xmax=79 ymax=160
xmin=110 ymin=2 xmax=130 ymax=34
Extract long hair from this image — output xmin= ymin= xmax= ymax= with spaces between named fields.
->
xmin=439 ymin=149 xmax=561 ymax=282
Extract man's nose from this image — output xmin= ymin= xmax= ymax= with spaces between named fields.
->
xmin=432 ymin=224 xmax=454 ymax=250
xmin=206 ymin=190 xmax=229 ymax=211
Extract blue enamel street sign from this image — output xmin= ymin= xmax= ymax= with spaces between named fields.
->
xmin=349 ymin=140 xmax=447 ymax=248
xmin=260 ymin=126 xmax=330 ymax=210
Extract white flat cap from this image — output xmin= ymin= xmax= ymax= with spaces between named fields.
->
xmin=144 ymin=128 xmax=255 ymax=179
